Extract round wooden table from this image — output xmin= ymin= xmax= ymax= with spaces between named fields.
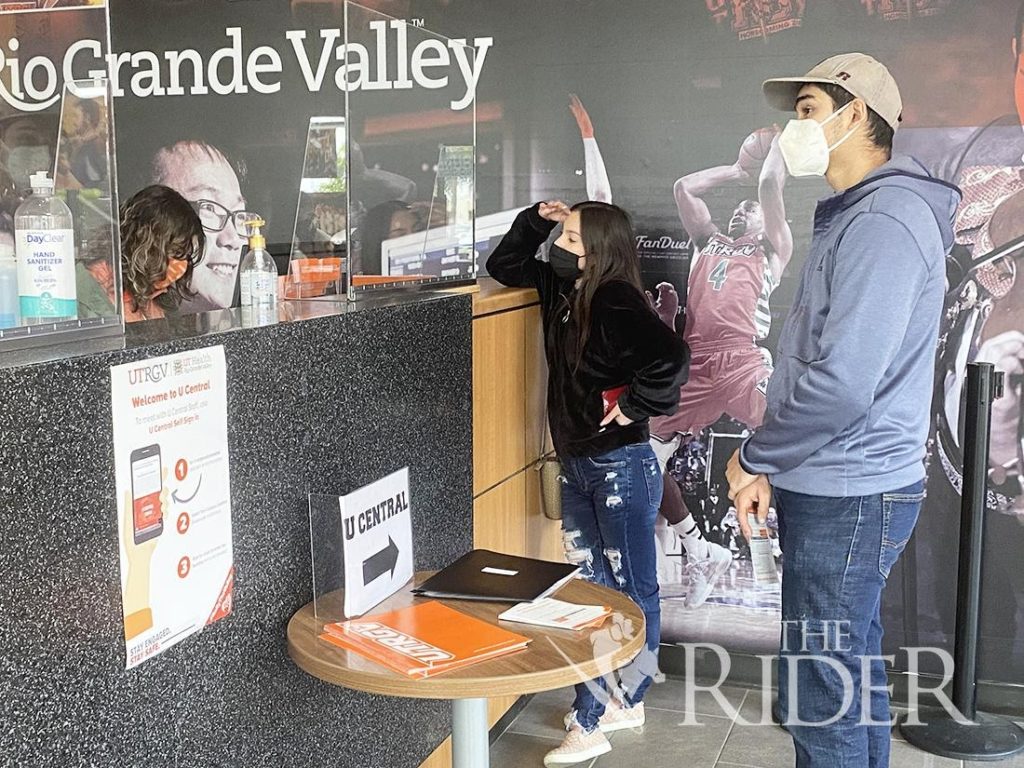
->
xmin=287 ymin=572 xmax=646 ymax=768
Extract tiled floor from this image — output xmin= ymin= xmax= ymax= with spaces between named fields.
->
xmin=489 ymin=679 xmax=1024 ymax=768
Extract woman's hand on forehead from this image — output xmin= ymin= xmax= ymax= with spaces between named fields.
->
xmin=539 ymin=200 xmax=571 ymax=223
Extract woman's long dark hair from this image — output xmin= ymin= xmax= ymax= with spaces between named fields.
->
xmin=119 ymin=185 xmax=205 ymax=313
xmin=569 ymin=201 xmax=646 ymax=371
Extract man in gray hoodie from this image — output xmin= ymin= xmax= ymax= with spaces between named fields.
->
xmin=724 ymin=53 xmax=961 ymax=767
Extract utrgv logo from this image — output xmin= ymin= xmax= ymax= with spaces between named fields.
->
xmin=127 ymin=362 xmax=170 ymax=385
xmin=349 ymin=623 xmax=455 ymax=662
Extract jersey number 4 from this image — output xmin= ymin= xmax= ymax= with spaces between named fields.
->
xmin=708 ymin=259 xmax=729 ymax=291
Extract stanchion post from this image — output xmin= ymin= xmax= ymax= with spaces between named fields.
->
xmin=899 ymin=363 xmax=1024 ymax=759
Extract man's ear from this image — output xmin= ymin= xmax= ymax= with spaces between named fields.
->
xmin=850 ymin=97 xmax=870 ymax=129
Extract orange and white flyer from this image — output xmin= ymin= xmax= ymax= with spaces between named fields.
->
xmin=498 ymin=597 xmax=611 ymax=631
xmin=320 ymin=600 xmax=530 ymax=678
xmin=110 ymin=346 xmax=234 ymax=669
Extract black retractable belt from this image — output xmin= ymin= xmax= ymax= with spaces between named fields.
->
xmin=899 ymin=362 xmax=1024 ymax=759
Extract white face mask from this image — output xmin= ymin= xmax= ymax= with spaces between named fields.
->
xmin=778 ymin=102 xmax=857 ymax=177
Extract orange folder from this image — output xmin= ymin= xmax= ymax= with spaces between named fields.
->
xmin=320 ymin=600 xmax=530 ymax=679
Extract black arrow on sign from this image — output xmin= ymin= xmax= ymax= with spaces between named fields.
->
xmin=172 ymin=474 xmax=203 ymax=504
xmin=362 ymin=537 xmax=399 ymax=585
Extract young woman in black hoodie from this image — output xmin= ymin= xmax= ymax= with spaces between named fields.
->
xmin=487 ymin=200 xmax=689 ymax=766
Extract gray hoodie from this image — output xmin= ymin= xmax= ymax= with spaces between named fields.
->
xmin=740 ymin=155 xmax=961 ymax=497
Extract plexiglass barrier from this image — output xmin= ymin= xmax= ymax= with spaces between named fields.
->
xmin=285 ymin=117 xmax=347 ymax=300
xmin=309 ymin=492 xmax=348 ymax=626
xmin=287 ymin=2 xmax=478 ymax=300
xmin=0 ymin=78 xmax=122 ymax=351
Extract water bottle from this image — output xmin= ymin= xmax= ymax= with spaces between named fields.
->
xmin=747 ymin=510 xmax=779 ymax=585
xmin=0 ymin=244 xmax=19 ymax=328
xmin=15 ymin=171 xmax=76 ymax=324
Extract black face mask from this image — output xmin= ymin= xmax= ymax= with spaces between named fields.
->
xmin=549 ymin=242 xmax=583 ymax=281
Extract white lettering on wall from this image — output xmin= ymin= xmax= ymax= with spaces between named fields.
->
xmin=0 ymin=21 xmax=493 ymax=111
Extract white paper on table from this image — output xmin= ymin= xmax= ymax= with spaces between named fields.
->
xmin=498 ymin=597 xmax=610 ymax=630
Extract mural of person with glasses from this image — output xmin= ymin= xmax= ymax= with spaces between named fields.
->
xmin=149 ymin=139 xmax=257 ymax=312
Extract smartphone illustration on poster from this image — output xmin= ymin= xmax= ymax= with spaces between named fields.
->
xmin=130 ymin=444 xmax=163 ymax=544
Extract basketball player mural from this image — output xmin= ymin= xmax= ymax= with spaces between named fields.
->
xmin=912 ymin=0 xmax=1024 ymax=680
xmin=569 ymin=96 xmax=792 ymax=609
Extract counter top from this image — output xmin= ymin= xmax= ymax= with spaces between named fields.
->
xmin=0 ymin=289 xmax=459 ymax=371
xmin=446 ymin=277 xmax=539 ymax=318
xmin=1 ymin=280 xmax=539 ymax=371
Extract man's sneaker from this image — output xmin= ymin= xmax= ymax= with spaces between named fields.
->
xmin=684 ymin=542 xmax=732 ymax=608
xmin=562 ymin=701 xmax=645 ymax=733
xmin=543 ymin=725 xmax=612 ymax=766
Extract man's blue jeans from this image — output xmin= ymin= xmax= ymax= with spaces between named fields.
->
xmin=776 ymin=480 xmax=924 ymax=768
xmin=560 ymin=442 xmax=663 ymax=731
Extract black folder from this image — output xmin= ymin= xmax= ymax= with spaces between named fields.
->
xmin=412 ymin=549 xmax=580 ymax=602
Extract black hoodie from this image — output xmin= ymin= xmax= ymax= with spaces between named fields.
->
xmin=486 ymin=204 xmax=689 ymax=459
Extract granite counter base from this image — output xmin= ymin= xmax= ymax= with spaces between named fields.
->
xmin=0 ymin=295 xmax=473 ymax=767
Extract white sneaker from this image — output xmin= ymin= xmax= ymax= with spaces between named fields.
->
xmin=543 ymin=725 xmax=612 ymax=766
xmin=562 ymin=701 xmax=645 ymax=733
xmin=684 ymin=542 xmax=732 ymax=608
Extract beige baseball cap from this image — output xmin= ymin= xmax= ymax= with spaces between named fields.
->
xmin=763 ymin=52 xmax=903 ymax=131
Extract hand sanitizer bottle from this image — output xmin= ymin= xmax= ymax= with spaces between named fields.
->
xmin=15 ymin=171 xmax=76 ymax=324
xmin=239 ymin=217 xmax=277 ymax=309
xmin=0 ymin=242 xmax=19 ymax=329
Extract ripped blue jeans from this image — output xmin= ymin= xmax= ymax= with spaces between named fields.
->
xmin=559 ymin=441 xmax=662 ymax=731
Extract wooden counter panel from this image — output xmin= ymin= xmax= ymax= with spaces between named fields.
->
xmin=471 ymin=278 xmax=539 ymax=318
xmin=473 ymin=309 xmax=528 ymax=495
xmin=523 ymin=305 xmax=548 ymax=466
xmin=474 ymin=471 xmax=527 ymax=556
xmin=442 ymin=279 xmax=540 ymax=318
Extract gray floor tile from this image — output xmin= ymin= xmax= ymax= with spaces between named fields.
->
xmin=504 ymin=682 xmax=749 ymax=739
xmin=890 ymin=739 xmax=963 ymax=768
xmin=717 ymin=723 xmax=795 ymax=767
xmin=964 ymin=728 xmax=1024 ymax=768
xmin=891 ymin=707 xmax=908 ymax=742
xmin=505 ymin=687 xmax=576 ymax=740
xmin=489 ymin=730 xmax=578 ymax=768
xmin=966 ymin=753 xmax=1024 ymax=768
xmin=717 ymin=693 xmax=796 ymax=767
xmin=643 ymin=678 xmax=750 ymax=718
xmin=489 ymin=685 xmax=1002 ymax=768
xmin=594 ymin=708 xmax=734 ymax=768
xmin=733 ymin=688 xmax=782 ymax=727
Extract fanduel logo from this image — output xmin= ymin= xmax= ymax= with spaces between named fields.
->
xmin=636 ymin=234 xmax=688 ymax=251
xmin=0 ymin=20 xmax=492 ymax=112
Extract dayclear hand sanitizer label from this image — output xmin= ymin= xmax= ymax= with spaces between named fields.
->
xmin=16 ymin=228 xmax=76 ymax=318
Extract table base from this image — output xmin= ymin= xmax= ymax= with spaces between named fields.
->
xmin=452 ymin=697 xmax=489 ymax=768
